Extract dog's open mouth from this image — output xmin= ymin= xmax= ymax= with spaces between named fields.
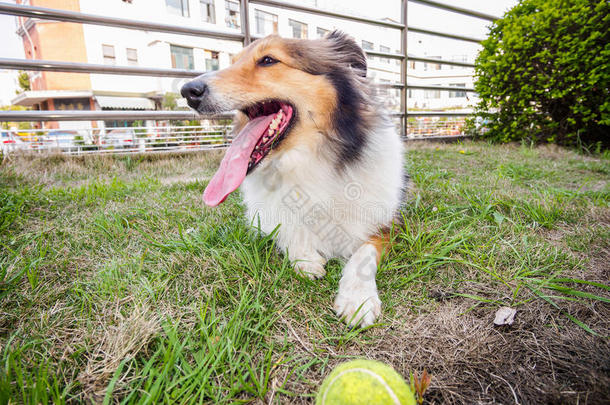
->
xmin=243 ymin=101 xmax=294 ymax=173
xmin=202 ymin=100 xmax=294 ymax=207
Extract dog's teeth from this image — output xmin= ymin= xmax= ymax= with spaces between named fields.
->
xmin=277 ymin=110 xmax=283 ymax=118
xmin=263 ymin=136 xmax=269 ymax=142
xmin=269 ymin=121 xmax=278 ymax=130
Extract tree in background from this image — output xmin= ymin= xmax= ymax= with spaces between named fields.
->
xmin=473 ymin=0 xmax=609 ymax=148
xmin=17 ymin=71 xmax=30 ymax=93
xmin=0 ymin=106 xmax=33 ymax=131
xmin=3 ymin=72 xmax=32 ymax=131
xmin=162 ymin=92 xmax=179 ymax=111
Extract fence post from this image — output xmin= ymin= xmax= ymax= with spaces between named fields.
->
xmin=240 ymin=0 xmax=251 ymax=46
xmin=401 ymin=0 xmax=408 ymax=137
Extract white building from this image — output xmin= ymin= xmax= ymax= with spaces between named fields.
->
xmin=12 ymin=0 xmax=479 ymax=130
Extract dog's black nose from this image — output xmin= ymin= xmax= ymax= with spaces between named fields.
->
xmin=180 ymin=80 xmax=208 ymax=108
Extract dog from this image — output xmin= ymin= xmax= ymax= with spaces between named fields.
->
xmin=181 ymin=31 xmax=407 ymax=327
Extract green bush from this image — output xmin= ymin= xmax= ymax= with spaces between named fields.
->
xmin=473 ymin=0 xmax=609 ymax=147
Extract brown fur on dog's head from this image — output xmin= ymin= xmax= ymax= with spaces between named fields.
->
xmin=185 ymin=31 xmax=379 ymax=167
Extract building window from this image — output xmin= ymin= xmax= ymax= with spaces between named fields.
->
xmin=409 ymin=60 xmax=416 ymax=69
xmin=126 ymin=48 xmax=138 ymax=66
xmin=200 ymin=0 xmax=215 ymax=23
xmin=379 ymin=79 xmax=390 ymax=96
xmin=54 ymin=98 xmax=91 ymax=111
xmin=450 ymin=55 xmax=468 ymax=70
xmin=424 ymin=86 xmax=441 ymax=99
xmin=170 ymin=45 xmax=194 ymax=70
xmin=449 ymin=83 xmax=467 ymax=98
xmin=205 ymin=50 xmax=220 ymax=71
xmin=316 ymin=27 xmax=330 ymax=38
xmin=166 ymin=0 xmax=189 ymax=17
xmin=122 ymin=0 xmax=133 ymax=3
xmin=254 ymin=9 xmax=278 ymax=36
xmin=288 ymin=19 xmax=308 ymax=39
xmin=380 ymin=45 xmax=390 ymax=63
xmin=225 ymin=0 xmax=240 ymax=29
xmin=102 ymin=44 xmax=115 ymax=65
xmin=361 ymin=40 xmax=374 ymax=60
xmin=424 ymin=57 xmax=442 ymax=71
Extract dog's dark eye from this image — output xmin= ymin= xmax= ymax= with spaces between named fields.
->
xmin=258 ymin=55 xmax=279 ymax=67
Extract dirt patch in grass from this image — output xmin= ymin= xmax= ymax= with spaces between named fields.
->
xmin=276 ymin=299 xmax=609 ymax=405
xmin=402 ymin=302 xmax=609 ymax=404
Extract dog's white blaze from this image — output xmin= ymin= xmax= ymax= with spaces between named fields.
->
xmin=320 ymin=368 xmax=402 ymax=405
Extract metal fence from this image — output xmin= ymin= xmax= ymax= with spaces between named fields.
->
xmin=1 ymin=124 xmax=233 ymax=156
xmin=0 ymin=0 xmax=497 ymax=155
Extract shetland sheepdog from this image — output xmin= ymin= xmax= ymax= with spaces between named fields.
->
xmin=181 ymin=31 xmax=408 ymax=327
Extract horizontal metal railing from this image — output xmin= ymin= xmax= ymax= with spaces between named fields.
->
xmin=0 ymin=110 xmax=475 ymax=120
xmin=407 ymin=110 xmax=474 ymax=117
xmin=0 ymin=57 xmax=202 ymax=78
xmin=1 ymin=110 xmax=405 ymax=121
xmin=406 ymin=84 xmax=475 ymax=92
xmin=0 ymin=0 xmax=498 ymax=146
xmin=0 ymin=2 xmax=244 ymax=40
xmin=0 ymin=58 xmax=476 ymax=91
xmin=0 ymin=110 xmax=214 ymax=121
xmin=1 ymin=124 xmax=233 ymax=156
xmin=0 ymin=54 xmax=477 ymax=93
xmin=249 ymin=0 xmax=405 ymax=29
xmin=409 ymin=56 xmax=475 ymax=68
xmin=408 ymin=26 xmax=484 ymax=44
xmin=409 ymin=0 xmax=498 ymax=21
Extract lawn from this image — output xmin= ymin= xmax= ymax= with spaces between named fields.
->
xmin=1 ymin=142 xmax=608 ymax=404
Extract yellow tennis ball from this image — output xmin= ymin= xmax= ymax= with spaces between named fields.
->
xmin=316 ymin=359 xmax=416 ymax=405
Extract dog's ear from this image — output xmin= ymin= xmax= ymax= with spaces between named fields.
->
xmin=326 ymin=30 xmax=367 ymax=77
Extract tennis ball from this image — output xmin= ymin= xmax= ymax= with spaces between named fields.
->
xmin=316 ymin=359 xmax=416 ymax=405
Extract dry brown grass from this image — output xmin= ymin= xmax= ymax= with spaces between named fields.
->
xmin=79 ymin=304 xmax=163 ymax=403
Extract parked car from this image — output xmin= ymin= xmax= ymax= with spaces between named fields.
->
xmin=103 ymin=128 xmax=136 ymax=149
xmin=1 ymin=130 xmax=26 ymax=153
xmin=44 ymin=130 xmax=90 ymax=151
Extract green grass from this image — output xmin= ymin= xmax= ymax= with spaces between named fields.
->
xmin=0 ymin=142 xmax=609 ymax=404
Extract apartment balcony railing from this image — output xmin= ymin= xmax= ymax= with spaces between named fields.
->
xmin=0 ymin=0 xmax=497 ymax=151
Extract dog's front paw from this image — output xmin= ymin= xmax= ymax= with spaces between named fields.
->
xmin=333 ymin=288 xmax=381 ymax=327
xmin=295 ymin=261 xmax=326 ymax=279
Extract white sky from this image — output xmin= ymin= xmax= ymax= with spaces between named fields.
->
xmin=1 ymin=9 xmax=23 ymax=60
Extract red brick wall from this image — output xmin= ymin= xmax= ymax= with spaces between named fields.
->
xmin=19 ymin=0 xmax=91 ymax=91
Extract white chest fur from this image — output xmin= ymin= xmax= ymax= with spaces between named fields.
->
xmin=240 ymin=124 xmax=405 ymax=260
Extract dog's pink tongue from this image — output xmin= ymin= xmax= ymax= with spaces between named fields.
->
xmin=203 ymin=114 xmax=274 ymax=206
